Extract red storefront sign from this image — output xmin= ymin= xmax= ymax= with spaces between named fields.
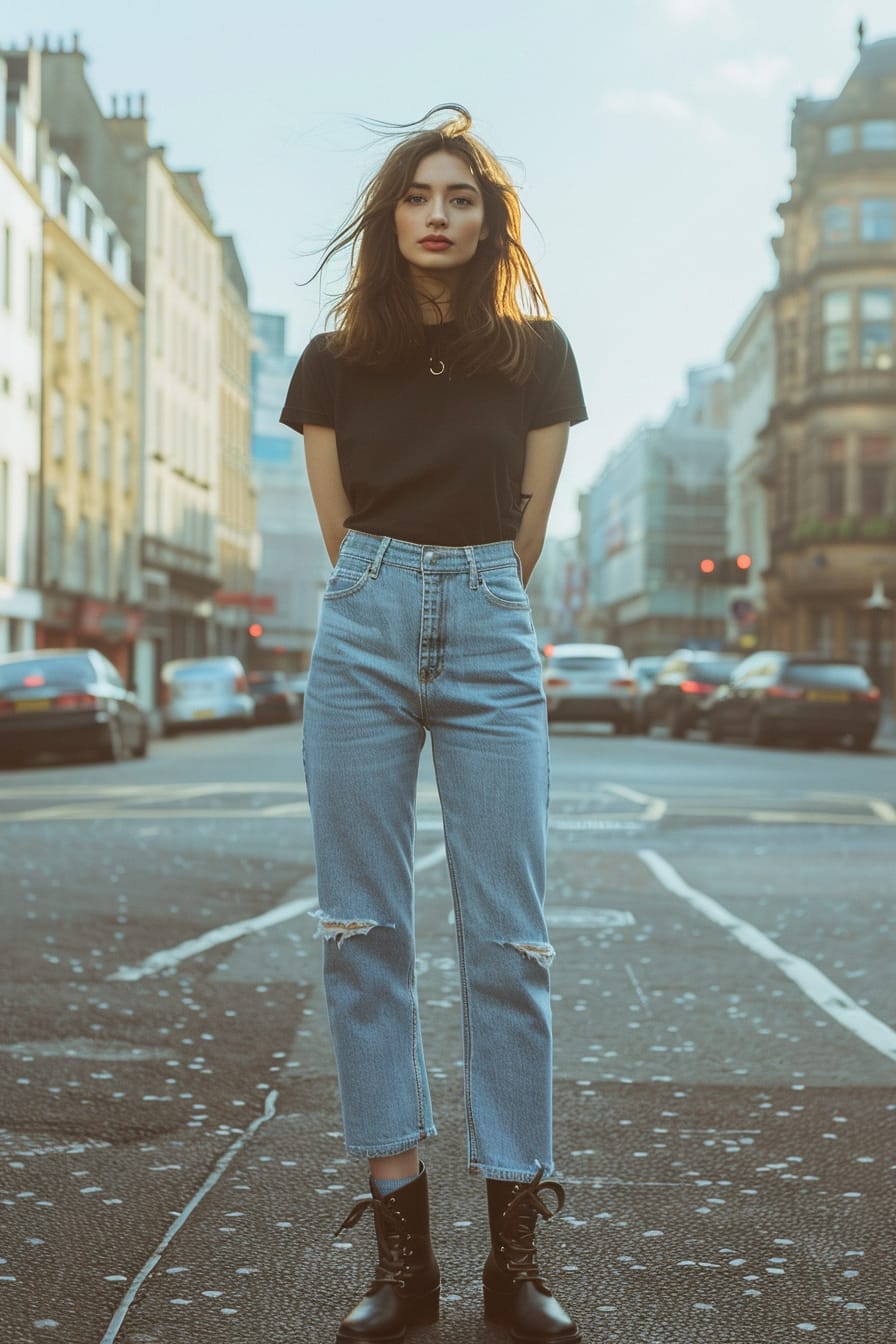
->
xmin=78 ymin=599 xmax=144 ymax=641
xmin=215 ymin=591 xmax=277 ymax=614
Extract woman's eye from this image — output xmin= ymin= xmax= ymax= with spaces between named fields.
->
xmin=404 ymin=194 xmax=426 ymax=204
xmin=452 ymin=197 xmax=473 ymax=207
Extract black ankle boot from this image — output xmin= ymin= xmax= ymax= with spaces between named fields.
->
xmin=333 ymin=1163 xmax=440 ymax=1342
xmin=483 ymin=1168 xmax=581 ymax=1342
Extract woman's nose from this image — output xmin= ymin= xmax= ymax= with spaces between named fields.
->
xmin=427 ymin=196 xmax=448 ymax=225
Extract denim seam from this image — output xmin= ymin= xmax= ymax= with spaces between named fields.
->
xmin=431 ymin=743 xmax=480 ymax=1172
xmin=344 ymin=1128 xmax=438 ymax=1160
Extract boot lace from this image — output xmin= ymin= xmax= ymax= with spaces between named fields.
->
xmin=497 ymin=1168 xmax=566 ymax=1285
xmin=334 ymin=1195 xmax=409 ymax=1287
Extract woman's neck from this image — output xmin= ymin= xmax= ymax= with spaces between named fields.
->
xmin=409 ymin=273 xmax=457 ymax=325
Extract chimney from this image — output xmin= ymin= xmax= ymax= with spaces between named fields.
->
xmin=72 ymin=32 xmax=80 ymax=53
xmin=139 ymin=93 xmax=146 ymax=117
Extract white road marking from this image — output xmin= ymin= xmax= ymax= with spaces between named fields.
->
xmin=99 ymin=1088 xmax=279 ymax=1343
xmin=108 ymin=844 xmax=448 ymax=981
xmin=868 ymin=797 xmax=896 ymax=823
xmin=605 ymin=783 xmax=655 ymax=805
xmin=639 ymin=848 xmax=896 ymax=1064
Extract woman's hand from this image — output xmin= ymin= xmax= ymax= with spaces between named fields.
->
xmin=514 ymin=422 xmax=570 ymax=585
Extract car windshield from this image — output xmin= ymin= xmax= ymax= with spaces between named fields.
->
xmin=550 ymin=657 xmax=629 ymax=675
xmin=170 ymin=662 xmax=235 ymax=680
xmin=686 ymin=660 xmax=739 ymax=684
xmin=0 ymin=656 xmax=94 ymax=690
xmin=784 ymin=662 xmax=871 ymax=689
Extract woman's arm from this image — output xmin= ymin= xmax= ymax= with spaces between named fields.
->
xmin=514 ymin=421 xmax=570 ymax=586
xmin=304 ymin=425 xmax=351 ymax=565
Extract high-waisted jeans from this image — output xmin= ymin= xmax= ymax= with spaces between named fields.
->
xmin=301 ymin=530 xmax=553 ymax=1182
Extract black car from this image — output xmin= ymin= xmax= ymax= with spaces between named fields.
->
xmin=644 ymin=649 xmax=742 ymax=738
xmin=706 ymin=651 xmax=881 ymax=750
xmin=247 ymin=671 xmax=301 ymax=725
xmin=0 ymin=648 xmax=149 ymax=766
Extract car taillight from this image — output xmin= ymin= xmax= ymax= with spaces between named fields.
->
xmin=235 ymin=675 xmax=248 ymax=693
xmin=680 ymin=680 xmax=715 ymax=695
xmin=544 ymin=677 xmax=571 ymax=688
xmin=611 ymin=678 xmax=636 ymax=690
xmin=857 ymin=687 xmax=881 ymax=701
xmin=55 ymin=693 xmax=97 ymax=710
xmin=766 ymin=685 xmax=803 ymax=700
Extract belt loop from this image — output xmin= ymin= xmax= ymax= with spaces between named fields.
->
xmin=370 ymin=535 xmax=391 ymax=579
xmin=465 ymin=546 xmax=479 ymax=589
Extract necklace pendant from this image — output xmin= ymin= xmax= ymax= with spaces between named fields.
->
xmin=428 ymin=357 xmax=446 ymax=377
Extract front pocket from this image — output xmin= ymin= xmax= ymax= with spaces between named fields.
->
xmin=322 ymin=561 xmax=373 ymax=601
xmin=479 ymin=566 xmax=531 ymax=611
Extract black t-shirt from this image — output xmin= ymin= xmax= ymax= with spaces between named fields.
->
xmin=279 ymin=319 xmax=588 ymax=546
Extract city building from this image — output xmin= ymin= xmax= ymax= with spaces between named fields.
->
xmin=586 ymin=367 xmax=730 ymax=657
xmin=724 ymin=291 xmax=775 ymax=651
xmin=38 ymin=143 xmax=144 ymax=674
xmin=0 ymin=49 xmax=42 ymax=655
xmin=18 ymin=35 xmax=239 ymax=706
xmin=760 ymin=28 xmax=896 ymax=697
xmin=214 ymin=236 xmax=259 ymax=660
xmin=250 ymin=313 xmax=328 ymax=670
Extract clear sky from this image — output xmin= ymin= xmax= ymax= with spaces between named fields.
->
xmin=10 ymin=0 xmax=896 ymax=533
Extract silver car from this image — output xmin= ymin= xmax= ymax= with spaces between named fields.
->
xmin=160 ymin=656 xmax=254 ymax=736
xmin=541 ymin=642 xmax=637 ymax=732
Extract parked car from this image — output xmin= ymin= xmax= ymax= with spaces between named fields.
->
xmin=160 ymin=656 xmax=254 ymax=736
xmin=0 ymin=648 xmax=149 ymax=766
xmin=644 ymin=649 xmax=743 ymax=739
xmin=247 ymin=671 xmax=301 ymax=725
xmin=706 ymin=651 xmax=881 ymax=750
xmin=628 ymin=655 xmax=665 ymax=732
xmin=541 ymin=643 xmax=637 ymax=731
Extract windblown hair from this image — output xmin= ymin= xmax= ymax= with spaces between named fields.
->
xmin=316 ymin=106 xmax=551 ymax=383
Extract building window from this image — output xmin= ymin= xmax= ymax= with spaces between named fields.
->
xmin=824 ymin=437 xmax=845 ymax=516
xmin=861 ymin=120 xmax=896 ymax=150
xmin=121 ymin=430 xmax=132 ymax=489
xmin=861 ymin=464 xmax=888 ymax=516
xmin=47 ymin=502 xmax=65 ymax=583
xmin=826 ymin=125 xmax=853 ymax=154
xmin=860 ymin=199 xmax=895 ymax=242
xmin=100 ymin=421 xmax=111 ymax=480
xmin=118 ymin=530 xmax=131 ymax=598
xmin=77 ymin=404 xmax=90 ymax=473
xmin=860 ymin=288 xmax=893 ymax=369
xmin=51 ymin=390 xmax=65 ymax=461
xmin=51 ymin=274 xmax=66 ymax=342
xmin=97 ymin=523 xmax=110 ymax=597
xmin=26 ymin=251 xmax=39 ymax=332
xmin=122 ymin=334 xmax=133 ymax=393
xmin=822 ymin=290 xmax=851 ymax=371
xmin=101 ymin=317 xmax=113 ymax=380
xmin=78 ymin=294 xmax=91 ymax=363
xmin=72 ymin=518 xmax=90 ymax=591
xmin=823 ymin=202 xmax=852 ymax=243
xmin=2 ymin=224 xmax=10 ymax=311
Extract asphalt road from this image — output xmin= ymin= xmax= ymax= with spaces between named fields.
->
xmin=0 ymin=720 xmax=894 ymax=1344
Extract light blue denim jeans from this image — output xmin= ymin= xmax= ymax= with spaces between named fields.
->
xmin=302 ymin=530 xmax=554 ymax=1183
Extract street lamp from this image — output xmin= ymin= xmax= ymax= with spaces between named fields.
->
xmin=862 ymin=579 xmax=892 ymax=693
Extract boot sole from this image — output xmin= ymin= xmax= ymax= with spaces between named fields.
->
xmin=483 ymin=1286 xmax=581 ymax=1342
xmin=336 ymin=1286 xmax=440 ymax=1342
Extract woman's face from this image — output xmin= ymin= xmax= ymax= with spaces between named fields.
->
xmin=394 ymin=150 xmax=488 ymax=278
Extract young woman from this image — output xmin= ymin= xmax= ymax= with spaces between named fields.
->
xmin=280 ymin=106 xmax=587 ymax=1343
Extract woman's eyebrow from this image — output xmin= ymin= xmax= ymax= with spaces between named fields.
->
xmin=406 ymin=180 xmax=481 ymax=194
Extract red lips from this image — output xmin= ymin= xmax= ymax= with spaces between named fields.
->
xmin=420 ymin=235 xmax=452 ymax=247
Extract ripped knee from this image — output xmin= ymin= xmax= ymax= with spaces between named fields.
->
xmin=309 ymin=909 xmax=391 ymax=948
xmin=503 ymin=940 xmax=555 ymax=969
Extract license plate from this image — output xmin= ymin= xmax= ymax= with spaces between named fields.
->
xmin=192 ymin=708 xmax=216 ymax=719
xmin=16 ymin=699 xmax=52 ymax=712
xmin=805 ymin=690 xmax=849 ymax=703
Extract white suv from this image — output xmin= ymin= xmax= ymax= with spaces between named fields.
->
xmin=541 ymin=643 xmax=637 ymax=731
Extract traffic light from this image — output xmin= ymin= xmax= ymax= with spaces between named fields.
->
xmin=697 ymin=555 xmax=752 ymax=584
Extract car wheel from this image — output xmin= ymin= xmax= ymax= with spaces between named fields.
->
xmin=666 ymin=707 xmax=685 ymax=739
xmin=849 ymin=730 xmax=875 ymax=753
xmin=707 ymin=713 xmax=725 ymax=743
xmin=99 ymin=719 xmax=125 ymax=764
xmin=750 ymin=710 xmax=773 ymax=747
xmin=133 ymin=725 xmax=149 ymax=758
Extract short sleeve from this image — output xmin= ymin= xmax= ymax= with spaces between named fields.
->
xmin=527 ymin=322 xmax=588 ymax=431
xmin=279 ymin=334 xmax=336 ymax=434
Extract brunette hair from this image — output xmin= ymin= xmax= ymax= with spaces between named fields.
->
xmin=316 ymin=106 xmax=551 ymax=382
